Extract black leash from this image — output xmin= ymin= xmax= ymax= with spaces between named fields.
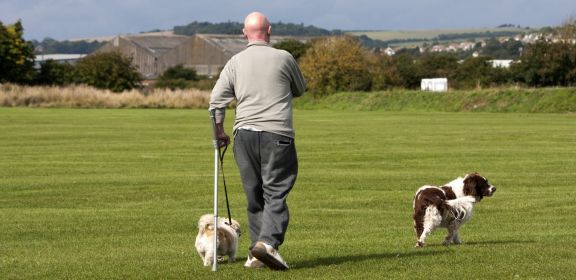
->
xmin=217 ymin=143 xmax=233 ymax=226
xmin=209 ymin=109 xmax=233 ymax=226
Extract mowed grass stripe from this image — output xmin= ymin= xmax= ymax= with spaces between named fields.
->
xmin=1 ymin=108 xmax=575 ymax=279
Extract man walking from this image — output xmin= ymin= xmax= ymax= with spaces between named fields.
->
xmin=209 ymin=11 xmax=306 ymax=270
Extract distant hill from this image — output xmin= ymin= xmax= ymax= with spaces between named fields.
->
xmin=347 ymin=27 xmax=533 ymax=47
xmin=35 ymin=23 xmax=540 ymax=55
xmin=173 ymin=21 xmax=342 ymax=36
xmin=31 ymin=38 xmax=105 ymax=54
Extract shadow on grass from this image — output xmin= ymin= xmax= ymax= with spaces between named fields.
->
xmin=291 ymin=250 xmax=446 ymax=269
xmin=291 ymin=239 xmax=535 ymax=269
xmin=424 ymin=239 xmax=535 ymax=248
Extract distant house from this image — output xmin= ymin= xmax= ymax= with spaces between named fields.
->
xmin=421 ymin=78 xmax=448 ymax=92
xmin=430 ymin=45 xmax=446 ymax=52
xmin=93 ymin=33 xmax=307 ymax=79
xmin=460 ymin=42 xmax=476 ymax=51
xmin=447 ymin=44 xmax=460 ymax=52
xmin=489 ymin=59 xmax=514 ymax=68
xmin=383 ymin=47 xmax=396 ymax=56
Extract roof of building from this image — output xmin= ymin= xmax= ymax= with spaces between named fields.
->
xmin=114 ymin=34 xmax=310 ymax=59
xmin=35 ymin=54 xmax=86 ymax=62
xmin=69 ymin=30 xmax=176 ymax=43
xmin=197 ymin=34 xmax=247 ymax=57
xmin=127 ymin=35 xmax=190 ymax=56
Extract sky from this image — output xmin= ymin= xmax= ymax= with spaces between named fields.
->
xmin=1 ymin=0 xmax=576 ymax=41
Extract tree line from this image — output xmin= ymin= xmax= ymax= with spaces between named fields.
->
xmin=31 ymin=21 xmax=338 ymax=55
xmin=30 ymin=21 xmax=527 ymax=57
xmin=30 ymin=38 xmax=104 ymax=54
xmin=2 ymin=19 xmax=576 ymax=94
xmin=1 ymin=20 xmax=139 ymax=92
xmin=173 ymin=21 xmax=342 ymax=36
xmin=276 ymin=18 xmax=576 ymax=95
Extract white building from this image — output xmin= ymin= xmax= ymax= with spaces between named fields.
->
xmin=421 ymin=78 xmax=448 ymax=92
xmin=34 ymin=54 xmax=86 ymax=68
xmin=383 ymin=47 xmax=396 ymax=56
xmin=489 ymin=59 xmax=514 ymax=68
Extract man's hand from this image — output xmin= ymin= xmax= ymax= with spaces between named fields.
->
xmin=216 ymin=123 xmax=230 ymax=147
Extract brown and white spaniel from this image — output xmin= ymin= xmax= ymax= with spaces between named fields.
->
xmin=413 ymin=173 xmax=496 ymax=248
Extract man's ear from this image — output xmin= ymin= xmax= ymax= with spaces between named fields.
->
xmin=242 ymin=28 xmax=247 ymax=38
xmin=267 ymin=25 xmax=272 ymax=36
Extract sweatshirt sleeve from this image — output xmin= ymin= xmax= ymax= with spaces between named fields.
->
xmin=209 ymin=59 xmax=236 ymax=123
xmin=288 ymin=56 xmax=306 ymax=97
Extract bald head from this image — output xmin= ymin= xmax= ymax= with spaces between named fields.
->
xmin=243 ymin=12 xmax=271 ymax=43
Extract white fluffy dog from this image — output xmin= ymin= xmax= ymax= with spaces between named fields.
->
xmin=195 ymin=214 xmax=241 ymax=266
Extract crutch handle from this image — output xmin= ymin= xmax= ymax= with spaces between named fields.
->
xmin=209 ymin=109 xmax=219 ymax=149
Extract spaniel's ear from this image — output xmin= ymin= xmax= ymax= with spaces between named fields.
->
xmin=463 ymin=174 xmax=478 ymax=197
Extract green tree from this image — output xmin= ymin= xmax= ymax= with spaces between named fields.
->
xmin=556 ymin=16 xmax=576 ymax=41
xmin=31 ymin=37 xmax=104 ymax=54
xmin=511 ymin=17 xmax=576 ymax=87
xmin=154 ymin=65 xmax=199 ymax=90
xmin=392 ymin=53 xmax=424 ymax=89
xmin=482 ymin=38 xmax=523 ymax=59
xmin=452 ymin=56 xmax=513 ymax=89
xmin=453 ymin=56 xmax=494 ymax=89
xmin=34 ymin=60 xmax=75 ymax=86
xmin=273 ymin=39 xmax=310 ymax=60
xmin=0 ymin=20 xmax=35 ymax=84
xmin=300 ymin=36 xmax=373 ymax=95
xmin=74 ymin=51 xmax=141 ymax=92
xmin=159 ymin=64 xmax=198 ymax=81
xmin=417 ymin=52 xmax=459 ymax=80
xmin=173 ymin=21 xmax=337 ymax=36
xmin=511 ymin=41 xmax=576 ymax=87
xmin=370 ymin=54 xmax=404 ymax=90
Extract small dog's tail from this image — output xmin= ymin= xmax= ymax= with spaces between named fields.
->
xmin=198 ymin=214 xmax=215 ymax=233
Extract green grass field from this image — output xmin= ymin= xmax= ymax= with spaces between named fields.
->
xmin=1 ymin=108 xmax=575 ymax=279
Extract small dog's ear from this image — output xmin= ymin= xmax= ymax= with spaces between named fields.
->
xmin=229 ymin=220 xmax=241 ymax=236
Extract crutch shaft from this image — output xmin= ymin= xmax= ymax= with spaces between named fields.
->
xmin=212 ymin=147 xmax=218 ymax=272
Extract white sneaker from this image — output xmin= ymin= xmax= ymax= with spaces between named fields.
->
xmin=250 ymin=242 xmax=289 ymax=270
xmin=244 ymin=254 xmax=265 ymax=268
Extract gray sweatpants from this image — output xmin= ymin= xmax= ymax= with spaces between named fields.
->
xmin=233 ymin=129 xmax=298 ymax=250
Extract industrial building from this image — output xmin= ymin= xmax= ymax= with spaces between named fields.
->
xmin=94 ymin=33 xmax=304 ymax=79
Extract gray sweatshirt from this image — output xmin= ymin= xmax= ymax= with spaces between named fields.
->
xmin=209 ymin=41 xmax=306 ymax=139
